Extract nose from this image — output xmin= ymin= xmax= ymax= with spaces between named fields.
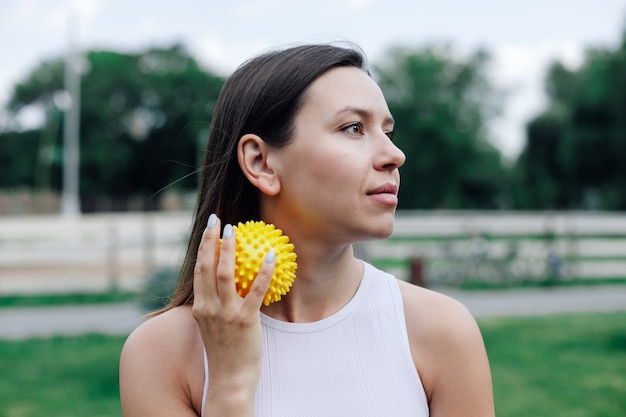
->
xmin=375 ymin=134 xmax=406 ymax=171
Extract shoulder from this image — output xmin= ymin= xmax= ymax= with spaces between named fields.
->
xmin=397 ymin=280 xmax=480 ymax=343
xmin=366 ymin=264 xmax=476 ymax=334
xmin=122 ymin=305 xmax=201 ymax=361
xmin=397 ymin=280 xmax=494 ymax=416
xmin=397 ymin=281 xmax=483 ymax=365
xmin=120 ymin=305 xmax=204 ymax=416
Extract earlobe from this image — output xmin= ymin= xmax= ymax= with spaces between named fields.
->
xmin=238 ymin=134 xmax=281 ymax=196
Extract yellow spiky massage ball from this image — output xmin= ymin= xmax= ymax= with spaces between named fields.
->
xmin=232 ymin=220 xmax=297 ymax=306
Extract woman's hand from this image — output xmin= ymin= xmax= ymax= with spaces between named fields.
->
xmin=192 ymin=213 xmax=275 ymax=415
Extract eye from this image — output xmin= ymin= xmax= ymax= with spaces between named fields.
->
xmin=342 ymin=122 xmax=365 ymax=137
xmin=385 ymin=130 xmax=395 ymax=141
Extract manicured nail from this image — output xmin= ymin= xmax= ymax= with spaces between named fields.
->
xmin=265 ymin=248 xmax=276 ymax=263
xmin=207 ymin=213 xmax=217 ymax=229
xmin=223 ymin=224 xmax=233 ymax=239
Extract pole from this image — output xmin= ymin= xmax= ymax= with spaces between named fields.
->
xmin=61 ymin=11 xmax=81 ymax=218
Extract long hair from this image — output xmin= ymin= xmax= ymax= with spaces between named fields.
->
xmin=154 ymin=43 xmax=366 ymax=315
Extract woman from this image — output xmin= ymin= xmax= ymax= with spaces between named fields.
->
xmin=120 ymin=43 xmax=494 ymax=417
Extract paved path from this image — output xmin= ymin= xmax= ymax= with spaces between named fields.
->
xmin=438 ymin=285 xmax=626 ymax=318
xmin=1 ymin=286 xmax=625 ymax=340
xmin=0 ymin=303 xmax=146 ymax=340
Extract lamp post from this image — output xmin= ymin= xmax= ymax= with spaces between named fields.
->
xmin=61 ymin=11 xmax=81 ymax=218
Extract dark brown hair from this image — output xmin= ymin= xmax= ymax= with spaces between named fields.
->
xmin=155 ymin=43 xmax=366 ymax=314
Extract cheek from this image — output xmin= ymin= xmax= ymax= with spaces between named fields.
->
xmin=302 ymin=151 xmax=355 ymax=189
xmin=277 ymin=137 xmax=364 ymax=199
xmin=278 ymin=155 xmax=345 ymax=212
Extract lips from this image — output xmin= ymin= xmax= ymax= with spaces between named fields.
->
xmin=367 ymin=183 xmax=399 ymax=206
xmin=367 ymin=183 xmax=398 ymax=196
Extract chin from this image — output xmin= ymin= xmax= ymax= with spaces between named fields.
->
xmin=377 ymin=213 xmax=397 ymax=235
xmin=344 ymin=211 xmax=396 ymax=242
xmin=362 ymin=222 xmax=396 ymax=241
xmin=377 ymin=228 xmax=395 ymax=240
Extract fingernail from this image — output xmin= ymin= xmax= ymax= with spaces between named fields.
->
xmin=223 ymin=224 xmax=233 ymax=239
xmin=265 ymin=248 xmax=276 ymax=263
xmin=207 ymin=213 xmax=217 ymax=229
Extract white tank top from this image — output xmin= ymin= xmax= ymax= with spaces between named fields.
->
xmin=202 ymin=261 xmax=429 ymax=416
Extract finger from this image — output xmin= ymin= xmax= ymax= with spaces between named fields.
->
xmin=215 ymin=223 xmax=237 ymax=304
xmin=193 ymin=213 xmax=221 ymax=305
xmin=244 ymin=248 xmax=276 ymax=310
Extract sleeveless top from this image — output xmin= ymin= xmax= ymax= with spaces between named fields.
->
xmin=202 ymin=261 xmax=429 ymax=417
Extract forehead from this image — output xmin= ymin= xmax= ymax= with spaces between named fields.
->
xmin=302 ymin=66 xmax=390 ymax=115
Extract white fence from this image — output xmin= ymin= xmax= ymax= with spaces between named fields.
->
xmin=364 ymin=211 xmax=626 ymax=283
xmin=0 ymin=212 xmax=191 ymax=294
xmin=1 ymin=211 xmax=625 ymax=294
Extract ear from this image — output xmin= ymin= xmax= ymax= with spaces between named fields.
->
xmin=237 ymin=134 xmax=281 ymax=196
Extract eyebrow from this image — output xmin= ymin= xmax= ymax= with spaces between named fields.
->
xmin=336 ymin=106 xmax=395 ymax=126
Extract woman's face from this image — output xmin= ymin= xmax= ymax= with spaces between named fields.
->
xmin=267 ymin=66 xmax=406 ymax=244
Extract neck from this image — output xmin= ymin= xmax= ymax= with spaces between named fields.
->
xmin=261 ymin=243 xmax=363 ymax=323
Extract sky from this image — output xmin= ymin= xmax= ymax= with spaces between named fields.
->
xmin=1 ymin=0 xmax=624 ymax=160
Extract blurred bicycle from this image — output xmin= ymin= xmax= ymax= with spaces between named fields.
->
xmin=427 ymin=235 xmax=569 ymax=288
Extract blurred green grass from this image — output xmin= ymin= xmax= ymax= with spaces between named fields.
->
xmin=0 ymin=312 xmax=624 ymax=417
xmin=0 ymin=334 xmax=125 ymax=417
xmin=482 ymin=312 xmax=626 ymax=417
xmin=0 ymin=292 xmax=140 ymax=309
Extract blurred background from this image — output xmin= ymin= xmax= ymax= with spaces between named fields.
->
xmin=0 ymin=1 xmax=625 ymax=416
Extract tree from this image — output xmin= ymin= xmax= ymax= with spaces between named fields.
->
xmin=4 ymin=44 xmax=224 ymax=209
xmin=511 ymin=111 xmax=569 ymax=209
xmin=374 ymin=44 xmax=506 ymax=209
xmin=514 ymin=27 xmax=626 ymax=210
xmin=0 ymin=129 xmax=41 ymax=188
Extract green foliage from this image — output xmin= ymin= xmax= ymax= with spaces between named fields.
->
xmin=374 ymin=45 xmax=506 ymax=209
xmin=1 ymin=42 xmax=509 ymax=211
xmin=510 ymin=112 xmax=569 ymax=209
xmin=4 ymin=44 xmax=225 ymax=204
xmin=0 ymin=129 xmax=42 ymax=188
xmin=141 ymin=266 xmax=179 ymax=311
xmin=5 ymin=33 xmax=625 ymax=211
xmin=514 ymin=29 xmax=626 ymax=210
xmin=8 ymin=60 xmax=65 ymax=111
